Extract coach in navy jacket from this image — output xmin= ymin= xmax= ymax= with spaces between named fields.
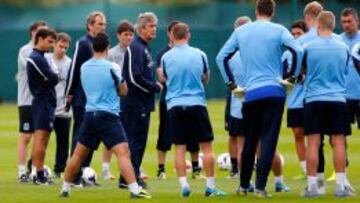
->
xmin=121 ymin=12 xmax=162 ymax=188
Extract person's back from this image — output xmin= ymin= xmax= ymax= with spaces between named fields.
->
xmin=234 ymin=20 xmax=299 ymax=91
xmin=81 ymin=58 xmax=121 ymax=115
xmin=304 ymin=36 xmax=349 ymax=103
xmin=163 ymin=44 xmax=208 ymax=109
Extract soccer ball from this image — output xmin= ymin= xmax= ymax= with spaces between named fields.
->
xmin=217 ymin=153 xmax=231 ymax=171
xmin=82 ymin=167 xmax=97 ymax=185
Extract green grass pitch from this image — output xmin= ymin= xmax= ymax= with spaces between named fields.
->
xmin=0 ymin=100 xmax=359 ymax=202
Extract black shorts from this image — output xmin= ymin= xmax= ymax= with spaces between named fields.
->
xmin=78 ymin=111 xmax=127 ymax=150
xmin=228 ymin=116 xmax=245 ymax=137
xmin=168 ymin=105 xmax=214 ymax=145
xmin=287 ymin=108 xmax=304 ymax=128
xmin=346 ymin=99 xmax=360 ymax=129
xmin=304 ymin=101 xmax=350 ymax=136
xmin=18 ymin=105 xmax=34 ymax=133
xmin=156 ymin=99 xmax=172 ymax=151
xmin=32 ymin=98 xmax=56 ymax=132
xmin=224 ymin=90 xmax=231 ymax=132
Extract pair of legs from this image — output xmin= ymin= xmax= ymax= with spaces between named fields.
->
xmin=53 ymin=117 xmax=71 ymax=175
xmin=240 ymin=97 xmax=285 ymax=192
xmin=175 ymin=142 xmax=214 ymax=182
xmin=17 ymin=133 xmax=32 ymax=177
xmin=304 ymin=101 xmax=351 ymax=197
xmin=292 ymin=127 xmax=306 ymax=173
xmin=17 ymin=106 xmax=34 ymax=178
xmin=65 ymin=142 xmax=136 ymax=187
xmin=32 ymin=129 xmax=51 ymax=182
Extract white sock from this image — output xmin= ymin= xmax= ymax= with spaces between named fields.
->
xmin=31 ymin=165 xmax=36 ymax=173
xmin=307 ymin=176 xmax=317 ymax=188
xmin=128 ymin=182 xmax=141 ymax=194
xmin=274 ymin=176 xmax=283 ymax=184
xmin=336 ymin=173 xmax=346 ymax=185
xmin=206 ymin=176 xmax=215 ymax=189
xmin=62 ymin=181 xmax=71 ymax=192
xmin=102 ymin=162 xmax=110 ymax=172
xmin=18 ymin=165 xmax=26 ymax=176
xmin=300 ymin=161 xmax=306 ymax=173
xmin=179 ymin=176 xmax=189 ymax=189
xmin=317 ymin=173 xmax=324 ymax=181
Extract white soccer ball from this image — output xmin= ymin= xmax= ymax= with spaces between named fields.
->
xmin=82 ymin=167 xmax=97 ymax=185
xmin=217 ymin=153 xmax=231 ymax=171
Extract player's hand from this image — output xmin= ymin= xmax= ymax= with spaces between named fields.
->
xmin=65 ymin=95 xmax=73 ymax=112
xmin=278 ymin=77 xmax=295 ymax=94
xmin=232 ymin=86 xmax=246 ymax=99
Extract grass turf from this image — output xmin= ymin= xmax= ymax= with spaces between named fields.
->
xmin=0 ymin=100 xmax=359 ymax=202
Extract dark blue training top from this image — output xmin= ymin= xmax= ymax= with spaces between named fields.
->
xmin=26 ymin=48 xmax=59 ymax=104
xmin=156 ymin=45 xmax=171 ymax=102
xmin=65 ymin=34 xmax=93 ymax=107
xmin=122 ymin=36 xmax=161 ymax=113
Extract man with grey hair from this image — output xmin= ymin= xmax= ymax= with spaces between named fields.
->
xmin=120 ymin=12 xmax=163 ymax=189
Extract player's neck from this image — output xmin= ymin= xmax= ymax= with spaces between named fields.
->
xmin=346 ymin=29 xmax=358 ymax=37
xmin=173 ymin=40 xmax=188 ymax=46
xmin=256 ymin=15 xmax=272 ymax=21
xmin=93 ymin=52 xmax=107 ymax=59
xmin=318 ymin=29 xmax=332 ymax=37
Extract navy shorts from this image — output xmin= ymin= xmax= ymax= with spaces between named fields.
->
xmin=304 ymin=101 xmax=350 ymax=136
xmin=224 ymin=90 xmax=231 ymax=132
xmin=287 ymin=108 xmax=304 ymax=128
xmin=78 ymin=111 xmax=127 ymax=150
xmin=32 ymin=98 xmax=56 ymax=132
xmin=18 ymin=105 xmax=34 ymax=133
xmin=346 ymin=99 xmax=360 ymax=129
xmin=157 ymin=100 xmax=200 ymax=152
xmin=228 ymin=116 xmax=245 ymax=137
xmin=168 ymin=105 xmax=214 ymax=145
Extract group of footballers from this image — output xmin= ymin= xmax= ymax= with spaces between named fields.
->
xmin=15 ymin=0 xmax=360 ymax=199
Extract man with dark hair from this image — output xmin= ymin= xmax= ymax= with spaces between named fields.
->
xmin=282 ymin=19 xmax=308 ymax=181
xmin=45 ymin=32 xmax=72 ymax=178
xmin=101 ymin=20 xmax=134 ymax=180
xmin=120 ymin=12 xmax=163 ymax=189
xmin=60 ymin=32 xmax=151 ymax=199
xmin=162 ymin=22 xmax=225 ymax=197
xmin=303 ymin=11 xmax=352 ymax=198
xmin=155 ymin=20 xmax=203 ymax=181
xmin=65 ymin=11 xmax=106 ymax=186
xmin=16 ymin=20 xmax=48 ymax=182
xmin=27 ymin=28 xmax=58 ymax=185
xmin=341 ymin=7 xmax=360 ymax=139
xmin=217 ymin=0 xmax=303 ymax=197
xmin=291 ymin=20 xmax=308 ymax=39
